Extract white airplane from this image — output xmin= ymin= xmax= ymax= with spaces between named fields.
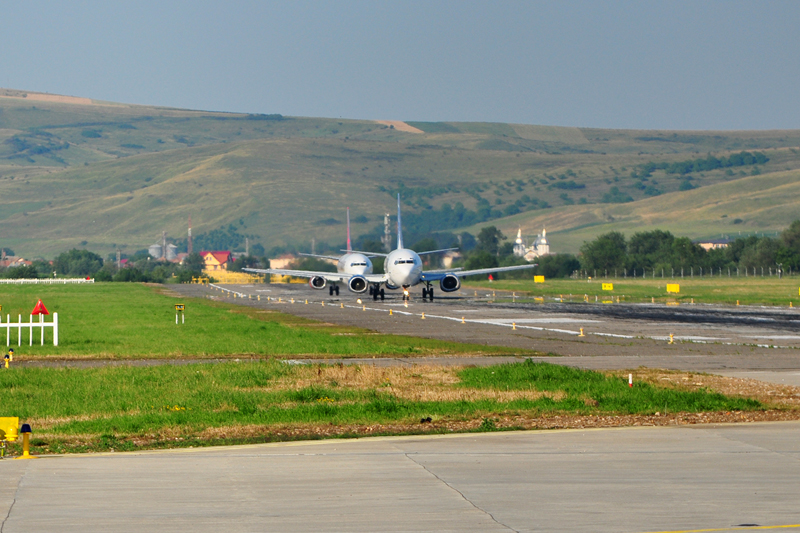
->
xmin=254 ymin=208 xmax=374 ymax=296
xmin=246 ymin=195 xmax=538 ymax=301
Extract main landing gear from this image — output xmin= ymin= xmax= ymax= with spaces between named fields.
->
xmin=371 ymin=284 xmax=385 ymax=301
xmin=422 ymin=283 xmax=434 ymax=301
xmin=328 ymin=285 xmax=340 ymax=296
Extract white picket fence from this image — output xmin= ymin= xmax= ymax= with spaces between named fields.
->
xmin=0 ymin=279 xmax=93 ymax=285
xmin=1 ymin=314 xmax=59 ymax=346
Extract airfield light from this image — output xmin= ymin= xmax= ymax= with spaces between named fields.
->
xmin=16 ymin=423 xmax=34 ymax=460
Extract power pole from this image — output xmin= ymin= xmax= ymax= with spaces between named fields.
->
xmin=188 ymin=215 xmax=193 ymax=255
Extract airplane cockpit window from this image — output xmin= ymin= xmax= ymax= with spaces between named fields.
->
xmin=394 ymin=259 xmax=415 ymax=265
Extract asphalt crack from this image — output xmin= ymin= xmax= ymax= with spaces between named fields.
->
xmin=0 ymin=468 xmax=26 ymax=533
xmin=403 ymin=452 xmax=518 ymax=532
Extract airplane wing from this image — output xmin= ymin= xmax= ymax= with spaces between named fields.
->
xmin=243 ymin=268 xmax=387 ymax=284
xmin=417 ymin=247 xmax=459 ymax=256
xmin=299 ymin=253 xmax=341 ymax=261
xmin=423 ymin=267 xmax=463 ymax=274
xmin=343 ymin=250 xmax=388 ymax=257
xmin=420 ymin=263 xmax=537 ymax=281
xmin=243 ymin=267 xmax=350 ymax=283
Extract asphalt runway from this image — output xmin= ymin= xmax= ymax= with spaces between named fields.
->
xmin=2 ymin=422 xmax=799 ymax=532
xmin=173 ymin=284 xmax=800 ymax=378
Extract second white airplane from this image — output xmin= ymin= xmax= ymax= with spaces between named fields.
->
xmin=246 ymin=195 xmax=538 ymax=301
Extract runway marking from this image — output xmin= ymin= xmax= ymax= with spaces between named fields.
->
xmin=638 ymin=524 xmax=800 ymax=532
xmin=242 ymin=290 xmax=800 ymax=351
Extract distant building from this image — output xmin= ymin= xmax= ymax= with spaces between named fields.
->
xmin=0 ymin=256 xmax=32 ymax=268
xmin=201 ymin=251 xmax=232 ymax=271
xmin=269 ymin=254 xmax=300 ymax=270
xmin=513 ymin=228 xmax=550 ymax=262
xmin=696 ymin=238 xmax=731 ymax=251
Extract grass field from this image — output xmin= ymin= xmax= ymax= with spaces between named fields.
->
xmin=0 ymin=283 xmax=524 ymax=358
xmin=0 ymin=360 xmax=765 ymax=454
xmin=465 ymin=276 xmax=800 ymax=306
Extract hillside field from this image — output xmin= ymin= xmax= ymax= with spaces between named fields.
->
xmin=2 ymin=89 xmax=800 ymax=257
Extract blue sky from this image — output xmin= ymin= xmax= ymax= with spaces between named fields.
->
xmin=2 ymin=1 xmax=799 ymax=130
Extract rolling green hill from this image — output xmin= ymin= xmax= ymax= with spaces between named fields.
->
xmin=2 ymin=88 xmax=800 ymax=257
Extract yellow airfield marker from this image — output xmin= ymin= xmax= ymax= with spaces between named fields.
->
xmin=669 ymin=333 xmax=674 ymax=344
xmin=321 ymin=301 xmax=325 ymax=307
xmin=691 ymin=298 xmax=694 ymax=304
xmin=421 ymin=312 xmax=425 ymax=320
xmin=461 ymin=317 xmax=465 ymax=324
xmin=389 ymin=309 xmax=393 ymax=316
xmin=362 ymin=305 xmax=366 ymax=311
xmin=404 ymin=302 xmax=408 ymax=308
xmin=652 ymin=297 xmax=655 ymax=304
xmin=512 ymin=322 xmax=516 ymax=330
xmin=291 ymin=298 xmax=294 ymax=304
xmin=579 ymin=328 xmax=585 ymax=337
xmin=341 ymin=303 xmax=344 ymax=308
xmin=305 ymin=299 xmax=308 ymax=304
xmin=737 ymin=300 xmax=740 ymax=306
xmin=257 ymin=295 xmax=261 ymax=301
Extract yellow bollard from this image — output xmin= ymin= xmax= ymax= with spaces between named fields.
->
xmin=15 ymin=424 xmax=35 ymax=459
xmin=790 ymin=301 xmax=793 ymax=308
xmin=258 ymin=295 xmax=261 ymax=301
xmin=363 ymin=305 xmax=366 ymax=311
xmin=737 ymin=300 xmax=740 ymax=306
xmin=321 ymin=301 xmax=325 ymax=307
xmin=341 ymin=303 xmax=344 ymax=308
xmin=669 ymin=333 xmax=674 ymax=345
xmin=305 ymin=299 xmax=308 ymax=305
xmin=579 ymin=328 xmax=585 ymax=337
xmin=691 ymin=298 xmax=694 ymax=305
xmin=278 ymin=297 xmax=282 ymax=303
xmin=389 ymin=309 xmax=393 ymax=316
xmin=512 ymin=322 xmax=516 ymax=330
xmin=421 ymin=312 xmax=425 ymax=320
xmin=291 ymin=298 xmax=294 ymax=304
xmin=461 ymin=317 xmax=465 ymax=324
xmin=652 ymin=297 xmax=654 ymax=304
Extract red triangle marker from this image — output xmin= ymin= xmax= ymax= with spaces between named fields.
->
xmin=32 ymin=299 xmax=49 ymax=315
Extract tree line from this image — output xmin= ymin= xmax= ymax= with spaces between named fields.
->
xmin=579 ymin=222 xmax=800 ymax=277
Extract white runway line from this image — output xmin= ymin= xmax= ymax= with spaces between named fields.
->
xmin=250 ymin=290 xmax=800 ymax=351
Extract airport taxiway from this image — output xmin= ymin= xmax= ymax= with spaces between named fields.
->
xmin=1 ymin=422 xmax=799 ymax=532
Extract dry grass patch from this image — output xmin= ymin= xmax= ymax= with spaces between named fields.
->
xmin=271 ymin=364 xmax=564 ymax=403
xmin=608 ymin=368 xmax=800 ymax=408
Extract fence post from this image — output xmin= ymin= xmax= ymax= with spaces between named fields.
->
xmin=53 ymin=313 xmax=58 ymax=346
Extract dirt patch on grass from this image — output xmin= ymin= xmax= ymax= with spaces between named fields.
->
xmin=374 ymin=120 xmax=424 ymax=134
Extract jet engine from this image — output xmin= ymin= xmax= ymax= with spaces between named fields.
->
xmin=309 ymin=276 xmax=327 ymax=290
xmin=385 ymin=280 xmax=399 ymax=290
xmin=439 ymin=274 xmax=461 ymax=292
xmin=348 ymin=275 xmax=368 ymax=293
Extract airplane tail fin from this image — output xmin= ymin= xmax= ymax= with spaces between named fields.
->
xmin=396 ymin=194 xmax=403 ymax=250
xmin=346 ymin=207 xmax=352 ymax=252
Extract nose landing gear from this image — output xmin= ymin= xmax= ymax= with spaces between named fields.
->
xmin=329 ymin=285 xmax=340 ymax=296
